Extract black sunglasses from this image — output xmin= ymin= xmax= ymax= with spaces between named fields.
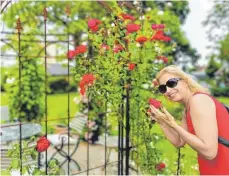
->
xmin=158 ymin=78 xmax=182 ymax=94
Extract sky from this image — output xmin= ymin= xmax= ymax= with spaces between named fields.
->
xmin=182 ymin=0 xmax=214 ymax=66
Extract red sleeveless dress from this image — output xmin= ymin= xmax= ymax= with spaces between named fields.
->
xmin=186 ymin=92 xmax=229 ymax=175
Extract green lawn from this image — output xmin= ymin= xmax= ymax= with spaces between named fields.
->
xmin=1 ymin=92 xmax=78 ymax=119
xmin=152 ymin=123 xmax=199 ymax=175
xmin=218 ymin=97 xmax=229 ymax=105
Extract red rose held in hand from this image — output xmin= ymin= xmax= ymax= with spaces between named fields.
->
xmin=36 ymin=136 xmax=50 ymax=152
xmin=155 ymin=162 xmax=166 ymax=171
xmin=148 ymin=98 xmax=162 ymax=109
xmin=152 ymin=79 xmax=159 ymax=86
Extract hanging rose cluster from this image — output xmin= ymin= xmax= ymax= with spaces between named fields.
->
xmin=66 ymin=13 xmax=172 ymax=95
xmin=79 ymin=73 xmax=96 ymax=95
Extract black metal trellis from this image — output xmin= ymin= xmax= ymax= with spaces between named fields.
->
xmin=15 ymin=17 xmax=23 ymax=175
xmin=66 ymin=4 xmax=71 ymax=175
xmin=43 ymin=7 xmax=48 ymax=175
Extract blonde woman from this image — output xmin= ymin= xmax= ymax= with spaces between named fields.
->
xmin=149 ymin=65 xmax=229 ymax=175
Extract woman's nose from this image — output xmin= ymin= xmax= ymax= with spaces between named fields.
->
xmin=165 ymin=87 xmax=173 ymax=96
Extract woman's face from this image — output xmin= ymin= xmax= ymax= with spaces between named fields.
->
xmin=158 ymin=73 xmax=189 ymax=102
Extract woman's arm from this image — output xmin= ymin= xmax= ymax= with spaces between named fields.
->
xmin=158 ymin=116 xmax=187 ymax=148
xmin=172 ymin=94 xmax=218 ymax=160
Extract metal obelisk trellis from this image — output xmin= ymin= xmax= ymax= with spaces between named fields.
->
xmin=16 ymin=17 xmax=23 ymax=176
xmin=65 ymin=5 xmax=71 ymax=175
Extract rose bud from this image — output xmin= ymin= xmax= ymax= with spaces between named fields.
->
xmin=155 ymin=162 xmax=166 ymax=171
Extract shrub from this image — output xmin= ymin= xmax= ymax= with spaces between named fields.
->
xmin=48 ymin=76 xmax=77 ymax=94
xmin=210 ymin=86 xmax=229 ymax=97
xmin=5 ymin=59 xmax=45 ymax=121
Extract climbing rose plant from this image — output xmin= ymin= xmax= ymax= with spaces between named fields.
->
xmin=69 ymin=4 xmax=176 ymax=175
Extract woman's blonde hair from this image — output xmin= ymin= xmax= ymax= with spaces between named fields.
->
xmin=156 ymin=65 xmax=210 ymax=94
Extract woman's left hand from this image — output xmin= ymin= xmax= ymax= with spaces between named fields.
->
xmin=150 ymin=105 xmax=177 ymax=128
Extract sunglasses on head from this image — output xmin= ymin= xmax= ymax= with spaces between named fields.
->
xmin=158 ymin=78 xmax=182 ymax=94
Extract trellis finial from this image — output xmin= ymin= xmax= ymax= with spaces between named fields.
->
xmin=65 ymin=4 xmax=70 ymax=16
xmin=16 ymin=18 xmax=23 ymax=33
xmin=43 ymin=7 xmax=47 ymax=20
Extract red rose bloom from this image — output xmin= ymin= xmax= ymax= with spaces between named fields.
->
xmin=151 ymin=30 xmax=164 ymax=40
xmin=120 ymin=13 xmax=135 ymax=21
xmin=151 ymin=30 xmax=171 ymax=42
xmin=101 ymin=44 xmax=110 ymax=50
xmin=157 ymin=56 xmax=169 ymax=64
xmin=81 ymin=73 xmax=96 ymax=86
xmin=128 ymin=63 xmax=136 ymax=71
xmin=36 ymin=136 xmax=50 ymax=152
xmin=79 ymin=73 xmax=96 ymax=95
xmin=75 ymin=45 xmax=87 ymax=56
xmin=155 ymin=162 xmax=166 ymax=171
xmin=67 ymin=50 xmax=75 ymax=60
xmin=152 ymin=79 xmax=159 ymax=86
xmin=126 ymin=24 xmax=140 ymax=33
xmin=148 ymin=98 xmax=162 ymax=109
xmin=151 ymin=24 xmax=165 ymax=30
xmin=161 ymin=36 xmax=171 ymax=42
xmin=136 ymin=36 xmax=148 ymax=43
xmin=113 ymin=44 xmax=124 ymax=53
xmin=158 ymin=24 xmax=165 ymax=29
xmin=88 ymin=19 xmax=101 ymax=32
xmin=80 ymin=86 xmax=86 ymax=95
xmin=90 ymin=25 xmax=99 ymax=32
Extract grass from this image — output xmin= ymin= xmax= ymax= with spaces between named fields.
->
xmin=152 ymin=123 xmax=199 ymax=175
xmin=1 ymin=92 xmax=78 ymax=118
xmin=218 ymin=97 xmax=229 ymax=105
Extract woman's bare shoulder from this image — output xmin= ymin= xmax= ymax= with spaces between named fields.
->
xmin=190 ymin=94 xmax=215 ymax=114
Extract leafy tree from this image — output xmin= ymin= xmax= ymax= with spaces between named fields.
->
xmin=203 ymin=1 xmax=229 ymax=43
xmin=218 ymin=34 xmax=229 ymax=86
xmin=1 ymin=1 xmax=199 ymax=65
xmin=120 ymin=1 xmax=200 ymax=66
xmin=206 ymin=55 xmax=221 ymax=78
xmin=203 ymin=2 xmax=229 ymax=90
xmin=5 ymin=58 xmax=45 ymax=121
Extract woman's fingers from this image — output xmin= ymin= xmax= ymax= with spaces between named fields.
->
xmin=151 ymin=116 xmax=158 ymax=122
xmin=150 ymin=105 xmax=161 ymax=116
xmin=161 ymin=107 xmax=170 ymax=116
xmin=150 ymin=105 xmax=166 ymax=118
xmin=161 ymin=107 xmax=174 ymax=120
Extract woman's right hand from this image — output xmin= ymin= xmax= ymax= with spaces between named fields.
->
xmin=147 ymin=108 xmax=169 ymax=127
xmin=147 ymin=110 xmax=162 ymax=124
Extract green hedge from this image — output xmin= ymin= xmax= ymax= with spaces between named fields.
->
xmin=210 ymin=87 xmax=229 ymax=97
xmin=48 ymin=76 xmax=77 ymax=94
